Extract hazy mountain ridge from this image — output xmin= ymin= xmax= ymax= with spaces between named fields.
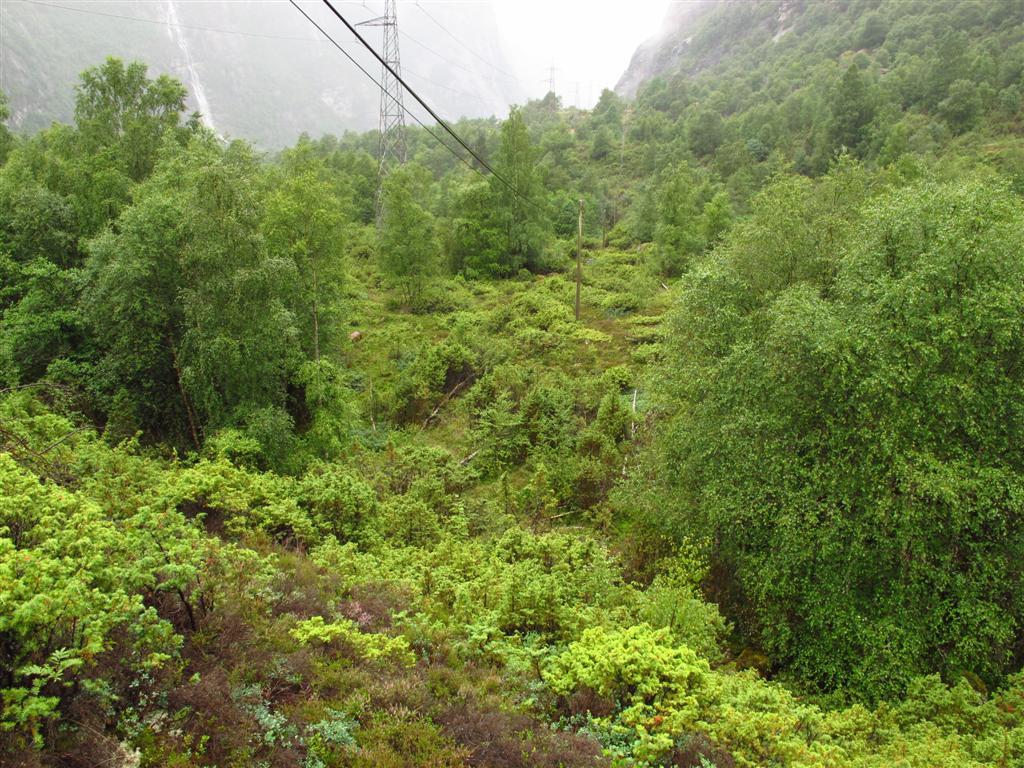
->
xmin=1 ymin=0 xmax=525 ymax=147
xmin=616 ymin=0 xmax=835 ymax=98
xmin=614 ymin=0 xmax=717 ymax=99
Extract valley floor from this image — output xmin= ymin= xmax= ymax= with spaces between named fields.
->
xmin=4 ymin=248 xmax=1023 ymax=767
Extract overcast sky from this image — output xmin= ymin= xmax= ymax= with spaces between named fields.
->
xmin=423 ymin=0 xmax=671 ymax=107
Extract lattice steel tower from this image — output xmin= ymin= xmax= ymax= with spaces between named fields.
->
xmin=358 ymin=0 xmax=407 ymax=203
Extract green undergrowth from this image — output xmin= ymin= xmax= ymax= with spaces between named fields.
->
xmin=3 ymin=248 xmax=1024 ymax=767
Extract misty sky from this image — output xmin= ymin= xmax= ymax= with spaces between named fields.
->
xmin=411 ymin=0 xmax=671 ymax=107
xmin=2 ymin=0 xmax=675 ymax=141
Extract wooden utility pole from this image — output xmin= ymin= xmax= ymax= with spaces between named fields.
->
xmin=575 ymin=198 xmax=584 ymax=321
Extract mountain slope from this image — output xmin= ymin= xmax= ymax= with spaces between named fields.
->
xmin=1 ymin=0 xmax=526 ymax=147
xmin=616 ymin=0 xmax=1024 ymax=104
xmin=614 ymin=0 xmax=716 ymax=99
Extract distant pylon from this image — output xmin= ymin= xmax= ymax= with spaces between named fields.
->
xmin=357 ymin=0 xmax=407 ymax=216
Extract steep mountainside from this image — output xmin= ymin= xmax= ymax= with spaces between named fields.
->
xmin=616 ymin=1 xmax=843 ymax=98
xmin=614 ymin=0 xmax=717 ymax=99
xmin=1 ymin=0 xmax=525 ymax=147
xmin=609 ymin=0 xmax=1024 ymax=180
xmin=616 ymin=0 xmax=1024 ymax=103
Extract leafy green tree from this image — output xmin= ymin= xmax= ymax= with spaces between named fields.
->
xmin=445 ymin=176 xmax=502 ymax=276
xmin=263 ymin=141 xmax=349 ymax=364
xmin=84 ymin=134 xmax=295 ymax=449
xmin=590 ymin=126 xmax=614 ymax=160
xmin=591 ymin=88 xmax=624 ymax=128
xmin=0 ymin=167 xmax=88 ymax=385
xmin=652 ymin=164 xmax=707 ymax=276
xmin=858 ymin=11 xmax=888 ymax=49
xmin=687 ymin=108 xmax=725 ymax=159
xmin=657 ymin=176 xmax=1024 ymax=699
xmin=924 ymin=32 xmax=968 ymax=109
xmin=939 ymin=78 xmax=983 ymax=133
xmin=378 ymin=164 xmax=440 ymax=308
xmin=74 ymin=57 xmax=189 ymax=181
xmin=828 ymin=65 xmax=875 ymax=157
xmin=700 ymin=191 xmax=734 ymax=248
xmin=491 ymin=107 xmax=549 ymax=274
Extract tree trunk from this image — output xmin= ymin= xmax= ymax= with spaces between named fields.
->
xmin=169 ymin=338 xmax=201 ymax=450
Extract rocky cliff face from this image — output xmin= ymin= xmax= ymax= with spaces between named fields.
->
xmin=614 ymin=0 xmax=716 ymax=99
xmin=1 ymin=0 xmax=525 ymax=147
xmin=615 ymin=0 xmax=802 ymax=99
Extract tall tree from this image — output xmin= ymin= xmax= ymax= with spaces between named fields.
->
xmin=75 ymin=57 xmax=189 ymax=181
xmin=263 ymin=141 xmax=349 ymax=364
xmin=652 ymin=164 xmax=708 ymax=276
xmin=84 ymin=134 xmax=295 ymax=448
xmin=378 ymin=164 xmax=439 ymax=309
xmin=828 ymin=65 xmax=875 ymax=158
xmin=492 ymin=107 xmax=548 ymax=274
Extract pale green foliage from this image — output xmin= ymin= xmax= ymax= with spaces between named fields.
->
xmin=290 ymin=616 xmax=415 ymax=666
xmin=373 ymin=494 xmax=442 ymax=547
xmin=298 ymin=462 xmax=376 ymax=542
xmin=546 ymin=619 xmax=1024 ymax=767
xmin=0 ymin=454 xmax=183 ymax=743
xmin=546 ymin=624 xmax=711 ymax=761
xmin=5 ymin=19 xmax=1024 ymax=763
xmin=635 ymin=552 xmax=728 ymax=660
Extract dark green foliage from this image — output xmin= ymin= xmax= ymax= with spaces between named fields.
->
xmin=449 ymin=108 xmax=551 ymax=277
xmin=858 ymin=11 xmax=889 ymax=49
xmin=656 ymin=173 xmax=1024 ymax=699
xmin=84 ymin=134 xmax=295 ymax=449
xmin=378 ymin=163 xmax=440 ymax=308
xmin=829 ymin=65 xmax=875 ymax=157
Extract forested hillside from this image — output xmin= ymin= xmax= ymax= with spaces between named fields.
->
xmin=2 ymin=1 xmax=1024 ymax=766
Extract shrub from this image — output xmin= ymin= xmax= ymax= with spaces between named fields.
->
xmin=545 ymin=624 xmax=711 ymax=762
xmin=290 ymin=616 xmax=415 ymax=666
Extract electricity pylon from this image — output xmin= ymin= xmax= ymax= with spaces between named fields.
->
xmin=357 ymin=0 xmax=407 ymax=217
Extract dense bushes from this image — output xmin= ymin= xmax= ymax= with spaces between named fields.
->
xmin=654 ymin=170 xmax=1024 ymax=700
xmin=5 ymin=386 xmax=1024 ymax=766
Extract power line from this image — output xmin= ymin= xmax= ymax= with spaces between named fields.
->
xmin=287 ymin=0 xmax=488 ymax=183
xmin=412 ymin=1 xmax=525 ymax=86
xmin=317 ymin=0 xmax=533 ymax=207
xmin=402 ymin=66 xmax=493 ymax=106
xmin=23 ymin=0 xmax=492 ymax=109
xmin=363 ymin=0 xmax=407 ymax=179
xmin=338 ymin=4 xmax=523 ymax=93
xmin=343 ymin=5 xmax=506 ymax=107
xmin=400 ymin=29 xmax=501 ymax=84
xmin=16 ymin=0 xmax=320 ymax=42
xmin=26 ymin=0 xmax=533 ymax=206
